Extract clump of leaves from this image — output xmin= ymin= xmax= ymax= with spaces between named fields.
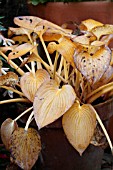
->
xmin=0 ymin=16 xmax=113 ymax=169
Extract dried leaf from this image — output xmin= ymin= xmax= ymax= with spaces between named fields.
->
xmin=74 ymin=46 xmax=111 ymax=84
xmin=14 ymin=16 xmax=71 ymax=35
xmin=92 ymin=24 xmax=113 ymax=40
xmin=100 ymin=34 xmax=113 ymax=46
xmin=20 ymin=69 xmax=50 ymax=102
xmin=0 ymin=45 xmax=18 ymax=53
xmin=47 ymin=37 xmax=76 ymax=67
xmin=8 ymin=43 xmax=33 ymax=61
xmin=8 ymin=27 xmax=32 ymax=37
xmin=91 ymin=40 xmax=105 ymax=46
xmin=12 ymin=35 xmax=30 ymax=44
xmin=0 ymin=72 xmax=18 ymax=86
xmin=9 ymin=128 xmax=41 ymax=170
xmin=14 ymin=16 xmax=42 ymax=30
xmin=93 ymin=65 xmax=113 ymax=89
xmin=1 ymin=118 xmax=18 ymax=150
xmin=72 ymin=35 xmax=90 ymax=45
xmin=62 ymin=102 xmax=96 ymax=155
xmin=33 ymin=80 xmax=76 ymax=129
xmin=80 ymin=19 xmax=103 ymax=31
xmin=43 ymin=32 xmax=62 ymax=42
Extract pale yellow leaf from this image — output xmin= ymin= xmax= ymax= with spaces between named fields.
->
xmin=92 ymin=24 xmax=113 ymax=40
xmin=20 ymin=69 xmax=50 ymax=102
xmin=33 ymin=80 xmax=76 ymax=129
xmin=62 ymin=103 xmax=96 ymax=155
xmin=9 ymin=128 xmax=41 ymax=170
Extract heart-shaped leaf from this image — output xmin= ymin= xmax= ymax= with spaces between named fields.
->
xmin=20 ymin=69 xmax=50 ymax=102
xmin=62 ymin=102 xmax=96 ymax=156
xmin=74 ymin=46 xmax=111 ymax=84
xmin=1 ymin=118 xmax=18 ymax=150
xmin=9 ymin=128 xmax=41 ymax=170
xmin=33 ymin=80 xmax=76 ymax=129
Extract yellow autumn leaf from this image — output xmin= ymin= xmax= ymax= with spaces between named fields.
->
xmin=33 ymin=80 xmax=76 ymax=129
xmin=80 ymin=19 xmax=103 ymax=31
xmin=1 ymin=118 xmax=18 ymax=150
xmin=14 ymin=16 xmax=71 ymax=36
xmin=8 ymin=43 xmax=33 ymax=61
xmin=9 ymin=127 xmax=41 ymax=170
xmin=62 ymin=102 xmax=96 ymax=156
xmin=20 ymin=69 xmax=50 ymax=102
xmin=92 ymin=24 xmax=113 ymax=40
xmin=12 ymin=35 xmax=30 ymax=44
xmin=47 ymin=37 xmax=76 ymax=68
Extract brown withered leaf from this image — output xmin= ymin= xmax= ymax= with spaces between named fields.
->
xmin=0 ymin=72 xmax=18 ymax=86
xmin=1 ymin=118 xmax=18 ymax=150
xmin=62 ymin=102 xmax=96 ymax=156
xmin=74 ymin=46 xmax=111 ymax=84
xmin=33 ymin=79 xmax=76 ymax=129
xmin=8 ymin=43 xmax=33 ymax=61
xmin=20 ymin=69 xmax=50 ymax=102
xmin=47 ymin=37 xmax=76 ymax=68
xmin=9 ymin=128 xmax=41 ymax=170
xmin=92 ymin=24 xmax=113 ymax=40
xmin=80 ymin=19 xmax=103 ymax=31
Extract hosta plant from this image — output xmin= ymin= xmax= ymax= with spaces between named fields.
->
xmin=0 ymin=16 xmax=113 ymax=169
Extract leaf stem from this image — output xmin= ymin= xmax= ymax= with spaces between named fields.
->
xmin=0 ymin=86 xmax=25 ymax=96
xmin=19 ymin=57 xmax=31 ymax=72
xmin=95 ymin=110 xmax=113 ymax=154
xmin=87 ymin=84 xmax=113 ymax=103
xmin=39 ymin=35 xmax=53 ymax=67
xmin=0 ymin=98 xmax=30 ymax=104
xmin=15 ymin=106 xmax=33 ymax=121
xmin=24 ymin=111 xmax=34 ymax=131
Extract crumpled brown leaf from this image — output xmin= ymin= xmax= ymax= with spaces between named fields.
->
xmin=9 ymin=127 xmax=41 ymax=170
